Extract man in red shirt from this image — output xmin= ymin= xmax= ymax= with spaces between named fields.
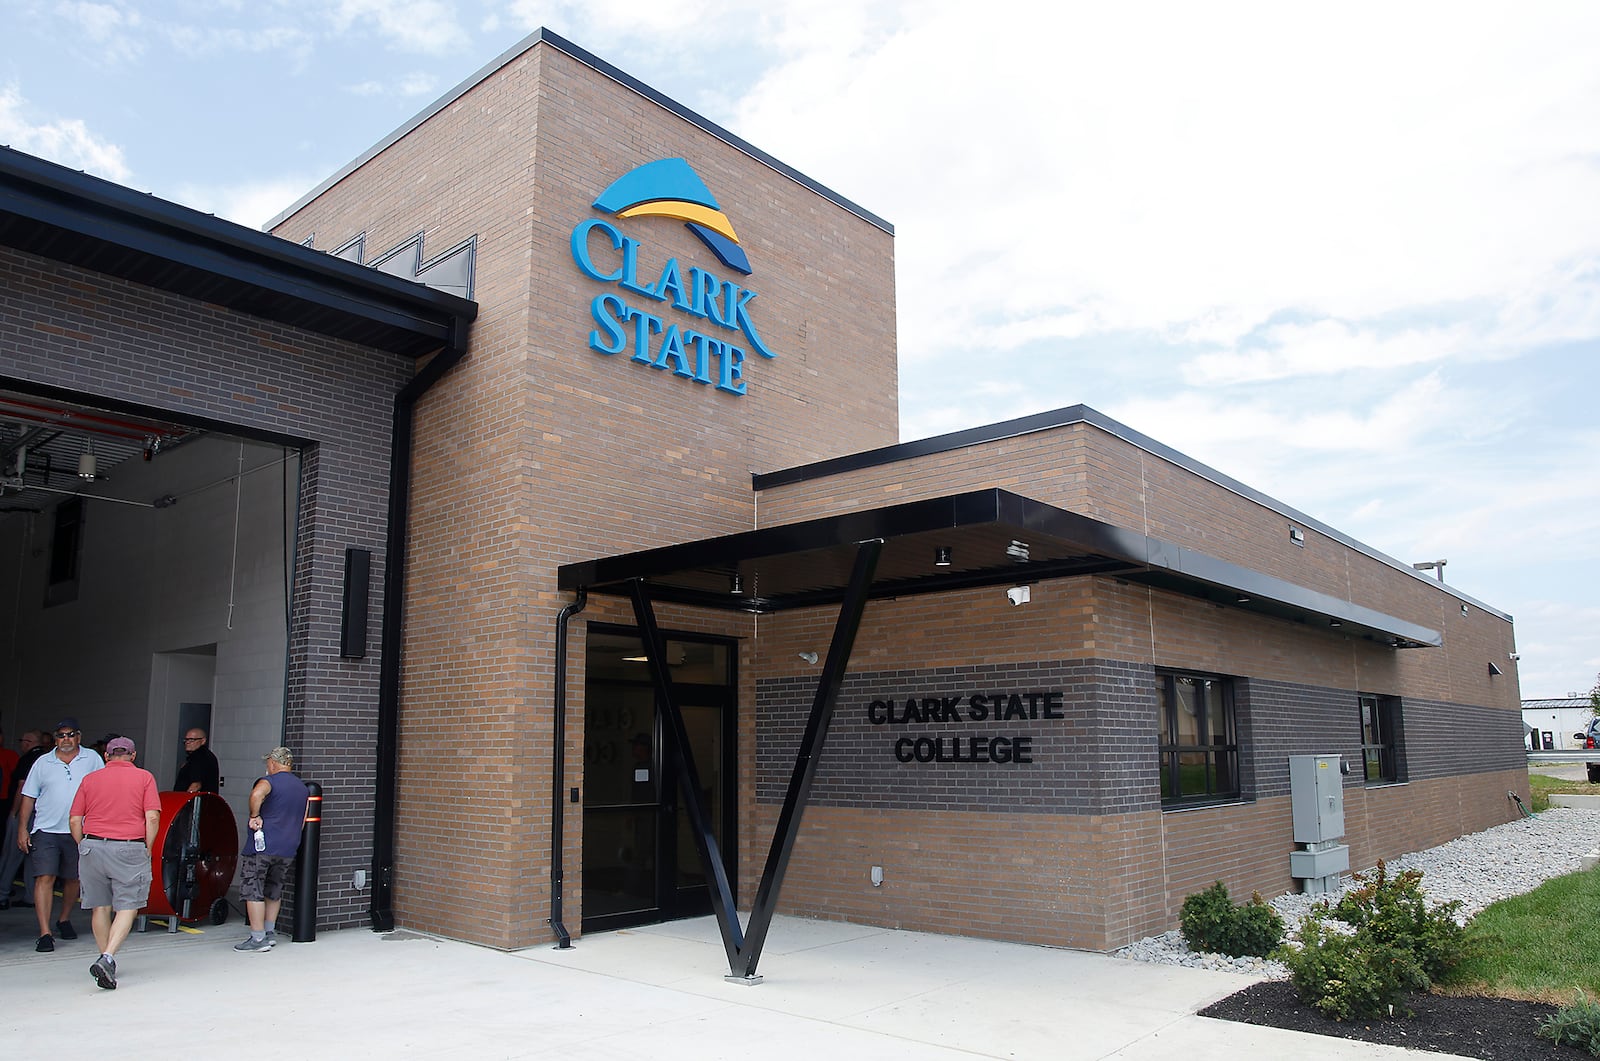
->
xmin=69 ymin=736 xmax=159 ymax=990
xmin=0 ymin=726 xmax=18 ymax=820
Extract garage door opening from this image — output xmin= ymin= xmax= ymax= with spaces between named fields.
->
xmin=0 ymin=386 xmax=304 ymax=826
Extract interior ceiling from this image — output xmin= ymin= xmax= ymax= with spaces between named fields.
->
xmin=0 ymin=389 xmax=204 ymax=514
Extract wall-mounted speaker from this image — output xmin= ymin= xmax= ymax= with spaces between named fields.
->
xmin=341 ymin=547 xmax=371 ymax=658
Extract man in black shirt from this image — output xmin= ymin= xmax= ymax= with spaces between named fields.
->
xmin=1 ymin=729 xmax=50 ymax=908
xmin=173 ymin=729 xmax=220 ymax=794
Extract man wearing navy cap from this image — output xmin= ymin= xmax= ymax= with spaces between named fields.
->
xmin=15 ymin=717 xmax=103 ymax=952
xmin=70 ymin=736 xmax=159 ymax=990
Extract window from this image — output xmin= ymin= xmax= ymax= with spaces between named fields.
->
xmin=1158 ymin=671 xmax=1239 ymax=805
xmin=1359 ymin=694 xmax=1400 ymax=783
xmin=45 ymin=497 xmax=84 ymax=606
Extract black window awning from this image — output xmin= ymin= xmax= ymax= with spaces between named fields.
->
xmin=557 ymin=488 xmax=1441 ymax=649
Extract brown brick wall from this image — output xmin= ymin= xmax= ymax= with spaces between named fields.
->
xmin=760 ymin=770 xmax=1530 ymax=951
xmin=270 ymin=39 xmax=897 ymax=948
xmin=744 ymin=579 xmax=1523 ymax=951
xmin=753 ymin=419 xmax=1519 ymax=712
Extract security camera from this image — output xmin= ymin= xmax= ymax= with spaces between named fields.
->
xmin=1006 ymin=586 xmax=1031 ymax=607
xmin=1508 ymin=653 xmax=1521 ymax=662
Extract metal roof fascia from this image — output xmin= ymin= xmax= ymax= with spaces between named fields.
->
xmin=1 ymin=148 xmax=476 ymax=327
xmin=267 ymin=28 xmax=892 ymax=236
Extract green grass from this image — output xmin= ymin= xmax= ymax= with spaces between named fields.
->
xmin=1529 ymin=771 xmax=1596 ymax=813
xmin=1453 ymin=867 xmax=1600 ymax=1002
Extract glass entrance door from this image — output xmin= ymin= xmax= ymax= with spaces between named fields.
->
xmin=581 ymin=628 xmax=734 ymax=932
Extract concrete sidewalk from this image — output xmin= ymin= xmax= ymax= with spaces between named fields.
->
xmin=1 ymin=905 xmax=1469 ymax=1060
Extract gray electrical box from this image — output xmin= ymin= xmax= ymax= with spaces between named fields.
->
xmin=1289 ymin=754 xmax=1349 ymax=893
xmin=1289 ymin=754 xmax=1345 ymax=842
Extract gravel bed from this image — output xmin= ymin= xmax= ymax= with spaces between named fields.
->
xmin=1113 ymin=806 xmax=1600 ymax=976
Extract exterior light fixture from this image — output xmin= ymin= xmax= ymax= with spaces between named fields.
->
xmin=798 ymin=651 xmax=818 ymax=665
xmin=1005 ymin=540 xmax=1029 ymax=563
xmin=77 ymin=439 xmax=97 ymax=480
xmin=1488 ymin=661 xmax=1503 ymax=677
xmin=1413 ymin=559 xmax=1447 ymax=581
xmin=1236 ymin=595 xmax=1251 ymax=604
xmin=1329 ymin=619 xmax=1342 ymax=628
xmin=729 ymin=572 xmax=742 ymax=595
xmin=1289 ymin=526 xmax=1305 ymax=546
xmin=934 ymin=546 xmax=952 ymax=567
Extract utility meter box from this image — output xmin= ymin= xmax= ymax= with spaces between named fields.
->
xmin=1289 ymin=754 xmax=1346 ymax=843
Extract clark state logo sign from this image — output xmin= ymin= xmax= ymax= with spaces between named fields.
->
xmin=570 ymin=158 xmax=776 ymax=397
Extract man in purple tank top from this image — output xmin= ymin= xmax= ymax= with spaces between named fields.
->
xmin=233 ymin=746 xmax=309 ymax=952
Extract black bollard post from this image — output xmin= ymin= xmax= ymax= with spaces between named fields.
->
xmin=292 ymin=782 xmax=322 ymax=943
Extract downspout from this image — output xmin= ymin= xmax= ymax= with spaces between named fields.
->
xmin=549 ymin=587 xmax=588 ymax=947
xmin=370 ymin=323 xmax=471 ymax=933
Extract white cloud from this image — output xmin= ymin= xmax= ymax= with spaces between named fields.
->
xmin=329 ymin=0 xmax=471 ymax=54
xmin=704 ymin=5 xmax=1600 ymax=365
xmin=55 ymin=0 xmax=143 ymax=62
xmin=174 ymin=175 xmax=320 ymax=229
xmin=161 ymin=24 xmax=315 ymax=64
xmin=343 ymin=73 xmax=438 ymax=98
xmin=0 ymin=85 xmax=131 ymax=184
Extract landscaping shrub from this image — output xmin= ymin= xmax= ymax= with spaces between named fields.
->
xmin=1277 ymin=909 xmax=1430 ymax=1019
xmin=1276 ymin=860 xmax=1469 ymax=1021
xmin=1179 ymin=881 xmax=1284 ymax=957
xmin=1332 ymin=860 xmax=1468 ymax=985
xmin=1537 ymin=991 xmax=1600 ymax=1056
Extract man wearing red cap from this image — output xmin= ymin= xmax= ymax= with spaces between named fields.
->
xmin=69 ymin=736 xmax=158 ymax=990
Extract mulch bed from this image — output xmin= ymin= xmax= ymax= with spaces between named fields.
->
xmin=1199 ymin=980 xmax=1570 ymax=1060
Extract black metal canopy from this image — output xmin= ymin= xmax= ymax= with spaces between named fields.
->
xmin=558 ymin=488 xmax=1442 ymax=649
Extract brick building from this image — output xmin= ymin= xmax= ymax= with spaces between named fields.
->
xmin=0 ymin=29 xmax=1524 ymax=967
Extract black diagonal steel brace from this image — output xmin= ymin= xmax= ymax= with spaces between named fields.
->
xmin=626 ymin=538 xmax=882 ymax=980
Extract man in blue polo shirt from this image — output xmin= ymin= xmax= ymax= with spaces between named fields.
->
xmin=15 ymin=717 xmax=103 ymax=952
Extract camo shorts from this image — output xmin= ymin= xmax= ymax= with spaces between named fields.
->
xmin=238 ymin=853 xmax=293 ymax=901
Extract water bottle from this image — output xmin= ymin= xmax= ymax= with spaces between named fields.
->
xmin=253 ymin=828 xmax=265 ymax=853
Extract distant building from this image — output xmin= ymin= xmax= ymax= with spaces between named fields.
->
xmin=1523 ymin=697 xmax=1594 ymax=751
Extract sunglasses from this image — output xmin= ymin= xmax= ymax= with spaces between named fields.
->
xmin=184 ymin=737 xmax=204 ymax=742
xmin=55 ymin=730 xmax=81 ymax=739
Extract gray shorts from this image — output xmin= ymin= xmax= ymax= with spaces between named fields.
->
xmin=78 ymin=839 xmax=152 ymax=911
xmin=239 ymin=853 xmax=294 ymax=902
xmin=28 ymin=831 xmax=79 ymax=880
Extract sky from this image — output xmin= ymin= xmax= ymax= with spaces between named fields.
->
xmin=2 ymin=1 xmax=1597 ymax=700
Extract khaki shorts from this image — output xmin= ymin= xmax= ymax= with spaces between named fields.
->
xmin=78 ymin=839 xmax=152 ymax=910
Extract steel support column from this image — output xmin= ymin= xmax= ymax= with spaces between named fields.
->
xmin=627 ymin=579 xmax=745 ymax=972
xmin=626 ymin=538 xmax=881 ymax=980
xmin=736 ymin=538 xmax=881 ymax=980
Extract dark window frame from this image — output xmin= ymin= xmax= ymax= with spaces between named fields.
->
xmin=1157 ymin=669 xmax=1240 ymax=807
xmin=1359 ymin=693 xmax=1401 ymax=784
xmin=45 ymin=496 xmax=84 ymax=607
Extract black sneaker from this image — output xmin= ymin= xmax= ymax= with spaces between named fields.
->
xmin=55 ymin=920 xmax=77 ymax=940
xmin=90 ymin=957 xmax=116 ymax=990
xmin=35 ymin=934 xmax=53 ymax=953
